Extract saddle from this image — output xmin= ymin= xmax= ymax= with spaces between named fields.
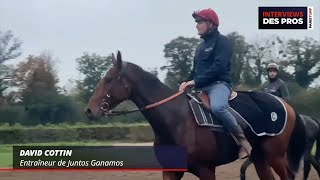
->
xmin=198 ymin=91 xmax=237 ymax=109
xmin=187 ymin=90 xmax=240 ymax=132
xmin=187 ymin=90 xmax=288 ymax=136
xmin=191 ymin=90 xmax=238 ymax=110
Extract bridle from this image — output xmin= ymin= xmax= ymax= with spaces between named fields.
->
xmin=100 ymin=69 xmax=186 ymax=117
xmin=100 ymin=70 xmax=131 ymax=116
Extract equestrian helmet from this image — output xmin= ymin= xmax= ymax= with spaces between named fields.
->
xmin=267 ymin=63 xmax=279 ymax=71
xmin=192 ymin=8 xmax=219 ymax=27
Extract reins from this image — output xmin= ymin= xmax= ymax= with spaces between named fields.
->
xmin=104 ymin=89 xmax=187 ymax=116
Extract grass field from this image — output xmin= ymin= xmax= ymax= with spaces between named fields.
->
xmin=0 ymin=141 xmax=113 ymax=167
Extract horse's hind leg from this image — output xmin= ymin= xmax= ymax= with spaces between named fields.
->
xmin=310 ymin=155 xmax=320 ymax=179
xmin=162 ymin=171 xmax=184 ymax=180
xmin=266 ymin=99 xmax=300 ymax=180
xmin=268 ymin=154 xmax=295 ymax=180
xmin=304 ymin=156 xmax=311 ymax=180
xmin=251 ymin=150 xmax=275 ymax=180
xmin=262 ymin=139 xmax=295 ymax=180
xmin=303 ymin=139 xmax=315 ymax=180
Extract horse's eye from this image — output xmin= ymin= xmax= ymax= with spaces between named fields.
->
xmin=105 ymin=77 xmax=112 ymax=83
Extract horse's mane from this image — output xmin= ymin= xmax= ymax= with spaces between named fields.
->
xmin=125 ymin=62 xmax=167 ymax=89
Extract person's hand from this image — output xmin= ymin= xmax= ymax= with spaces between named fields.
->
xmin=179 ymin=80 xmax=195 ymax=91
xmin=179 ymin=82 xmax=187 ymax=91
xmin=185 ymin=80 xmax=195 ymax=87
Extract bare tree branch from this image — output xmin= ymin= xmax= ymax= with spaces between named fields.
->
xmin=0 ymin=30 xmax=23 ymax=64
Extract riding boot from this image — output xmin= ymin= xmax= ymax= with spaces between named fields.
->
xmin=231 ymin=126 xmax=252 ymax=159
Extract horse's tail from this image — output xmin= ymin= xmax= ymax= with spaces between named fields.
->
xmin=287 ymin=112 xmax=307 ymax=173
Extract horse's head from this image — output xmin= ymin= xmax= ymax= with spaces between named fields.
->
xmin=84 ymin=51 xmax=131 ymax=120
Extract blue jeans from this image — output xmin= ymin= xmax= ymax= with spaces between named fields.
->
xmin=200 ymin=82 xmax=240 ymax=132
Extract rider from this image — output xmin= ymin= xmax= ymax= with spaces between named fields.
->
xmin=179 ymin=8 xmax=252 ymax=159
xmin=261 ymin=62 xmax=290 ymax=101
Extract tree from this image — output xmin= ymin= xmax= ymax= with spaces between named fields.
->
xmin=226 ymin=32 xmax=250 ymax=86
xmin=16 ymin=55 xmax=58 ymax=124
xmin=12 ymin=53 xmax=59 ymax=96
xmin=0 ymin=64 xmax=14 ymax=105
xmin=160 ymin=36 xmax=200 ymax=90
xmin=286 ymin=37 xmax=320 ymax=88
xmin=263 ymin=36 xmax=294 ymax=82
xmin=0 ymin=65 xmax=12 ymax=93
xmin=244 ymin=35 xmax=276 ymax=86
xmin=11 ymin=53 xmax=83 ymax=125
xmin=11 ymin=53 xmax=59 ymax=104
xmin=0 ymin=30 xmax=23 ymax=64
xmin=21 ymin=61 xmax=58 ymax=105
xmin=0 ymin=30 xmax=22 ymax=104
xmin=241 ymin=58 xmax=258 ymax=87
xmin=76 ymin=52 xmax=113 ymax=102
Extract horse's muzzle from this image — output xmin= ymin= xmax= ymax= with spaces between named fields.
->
xmin=84 ymin=107 xmax=102 ymax=120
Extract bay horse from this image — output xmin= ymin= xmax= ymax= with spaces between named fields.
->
xmin=240 ymin=114 xmax=320 ymax=180
xmin=85 ymin=51 xmax=306 ymax=180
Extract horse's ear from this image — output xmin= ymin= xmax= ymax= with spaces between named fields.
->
xmin=116 ymin=51 xmax=122 ymax=69
xmin=112 ymin=53 xmax=117 ymax=66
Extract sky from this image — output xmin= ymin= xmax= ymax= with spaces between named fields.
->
xmin=0 ymin=0 xmax=319 ymax=91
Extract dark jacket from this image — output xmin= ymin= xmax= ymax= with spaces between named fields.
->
xmin=261 ymin=78 xmax=290 ymax=101
xmin=187 ymin=28 xmax=233 ymax=90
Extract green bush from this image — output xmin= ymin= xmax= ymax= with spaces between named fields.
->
xmin=290 ymin=88 xmax=320 ymax=118
xmin=0 ymin=96 xmax=89 ymax=126
xmin=23 ymin=94 xmax=87 ymax=125
xmin=0 ymin=123 xmax=154 ymax=144
xmin=0 ymin=96 xmax=147 ymax=126
xmin=287 ymin=82 xmax=305 ymax=97
xmin=0 ymin=105 xmax=25 ymax=125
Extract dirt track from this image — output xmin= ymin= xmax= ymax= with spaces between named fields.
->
xmin=0 ymin=143 xmax=318 ymax=179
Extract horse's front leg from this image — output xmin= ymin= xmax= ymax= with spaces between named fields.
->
xmin=303 ymin=139 xmax=314 ymax=180
xmin=240 ymin=158 xmax=253 ymax=180
xmin=155 ymin=138 xmax=185 ymax=180
xmin=162 ymin=171 xmax=184 ymax=180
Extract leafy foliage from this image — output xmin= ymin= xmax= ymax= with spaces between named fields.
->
xmin=75 ymin=53 xmax=112 ymax=102
xmin=160 ymin=36 xmax=201 ymax=90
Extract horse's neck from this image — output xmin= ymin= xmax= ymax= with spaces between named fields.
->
xmin=131 ymin=83 xmax=174 ymax=108
xmin=129 ymin=78 xmax=186 ymax=144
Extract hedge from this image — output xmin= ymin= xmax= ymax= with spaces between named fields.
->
xmin=0 ymin=124 xmax=154 ymax=144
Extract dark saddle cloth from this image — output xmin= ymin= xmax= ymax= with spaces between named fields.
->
xmin=188 ymin=90 xmax=287 ymax=136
